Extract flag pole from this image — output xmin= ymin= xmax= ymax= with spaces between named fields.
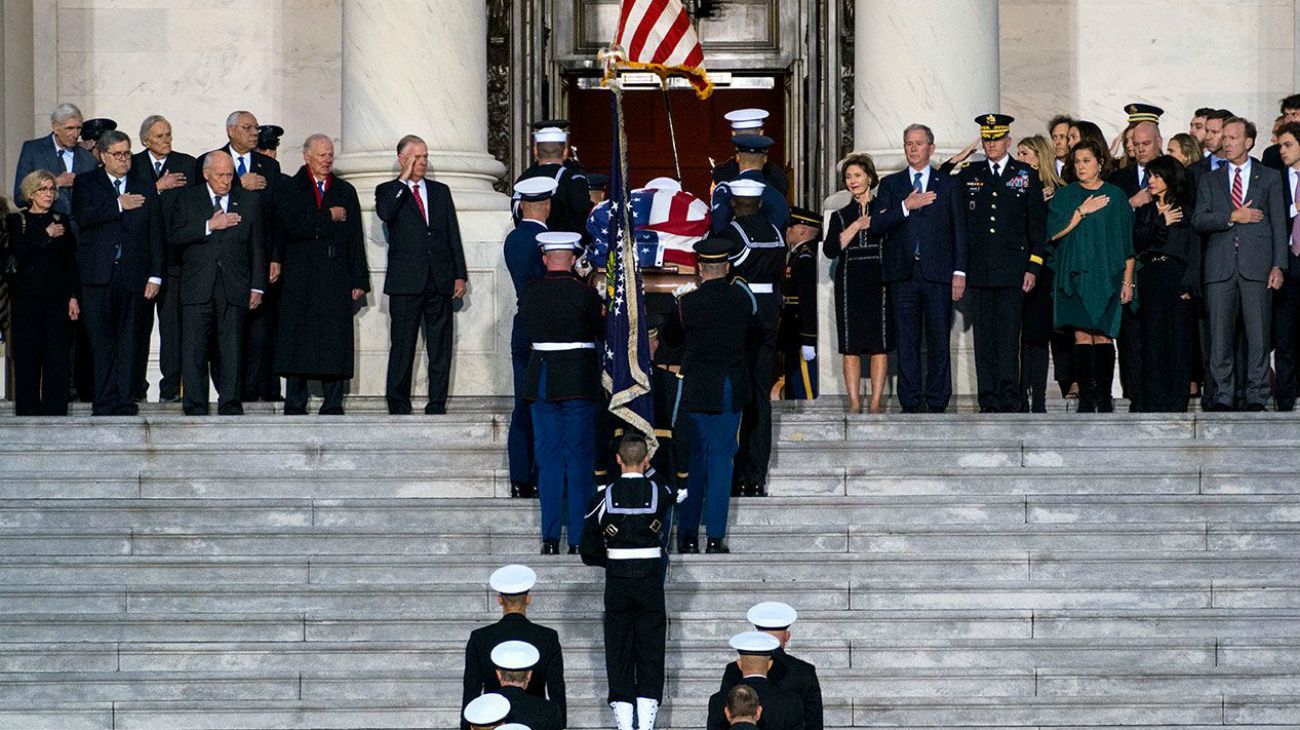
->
xmin=660 ymin=78 xmax=683 ymax=180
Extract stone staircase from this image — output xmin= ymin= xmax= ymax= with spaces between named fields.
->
xmin=0 ymin=398 xmax=1298 ymax=729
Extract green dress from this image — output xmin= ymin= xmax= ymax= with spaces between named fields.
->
xmin=1049 ymin=181 xmax=1135 ymax=337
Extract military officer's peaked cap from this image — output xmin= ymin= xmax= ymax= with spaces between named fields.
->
xmin=730 ymin=630 xmax=781 ymax=655
xmin=489 ymin=564 xmax=537 ymax=595
xmin=748 ymin=601 xmax=798 ymax=630
xmin=976 ymin=113 xmax=1015 ymax=140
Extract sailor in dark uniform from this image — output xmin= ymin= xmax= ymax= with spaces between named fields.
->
xmin=521 ymin=231 xmax=604 ymax=554
xmin=712 ymin=108 xmax=790 ymax=197
xmin=707 ymin=632 xmax=805 ymax=730
xmin=957 ymin=114 xmax=1048 ymax=412
xmin=660 ymin=238 xmax=762 ymax=554
xmin=513 ymin=125 xmax=591 ymax=236
xmin=780 ymin=207 xmax=821 ymax=400
xmin=718 ymin=179 xmax=784 ymax=498
xmin=462 ymin=565 xmax=566 ymax=730
xmin=720 ymin=602 xmax=823 ymax=730
xmin=646 ymin=315 xmax=690 ymax=512
xmin=711 ymin=136 xmax=790 ymax=235
xmin=588 ymin=172 xmax=610 ymax=206
xmin=580 ymin=434 xmax=675 ymax=730
xmin=491 ymin=641 xmax=563 ymax=730
xmin=504 ymin=177 xmax=558 ymax=498
xmin=463 ymin=693 xmax=511 ymax=730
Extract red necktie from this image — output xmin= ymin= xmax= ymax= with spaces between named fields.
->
xmin=411 ymin=182 xmax=427 ymax=222
xmin=1232 ymin=167 xmax=1244 ymax=209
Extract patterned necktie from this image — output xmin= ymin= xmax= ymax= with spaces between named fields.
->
xmin=213 ymin=195 xmax=223 ymax=215
xmin=411 ymin=182 xmax=427 ymax=222
xmin=236 ymin=156 xmax=248 ymax=178
xmin=317 ymin=180 xmax=326 ymax=197
xmin=113 ymin=179 xmax=124 ymax=261
xmin=154 ymin=160 xmax=164 ymax=178
xmin=113 ymin=178 xmax=122 ymax=196
xmin=912 ymin=171 xmax=923 ymax=192
xmin=1232 ymin=167 xmax=1244 ymax=209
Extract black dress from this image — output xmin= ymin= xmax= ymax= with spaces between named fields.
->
xmin=6 ymin=210 xmax=80 ymax=415
xmin=823 ymin=199 xmax=894 ymax=356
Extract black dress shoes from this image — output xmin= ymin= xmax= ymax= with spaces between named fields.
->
xmin=705 ymin=538 xmax=730 ymax=554
xmin=541 ymin=539 xmax=559 ymax=555
xmin=511 ymin=481 xmax=538 ymax=498
xmin=678 ymin=536 xmax=699 ymax=554
xmin=568 ymin=544 xmax=579 ymax=555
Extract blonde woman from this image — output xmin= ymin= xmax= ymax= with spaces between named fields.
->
xmin=1016 ymin=135 xmax=1069 ymax=410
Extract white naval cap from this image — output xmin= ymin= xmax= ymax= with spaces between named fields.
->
xmin=725 ymin=108 xmax=770 ymax=130
xmin=514 ymin=177 xmax=559 ymax=201
xmin=499 ymin=725 xmax=532 ymax=730
xmin=489 ymin=564 xmax=536 ymax=595
xmin=642 ymin=176 xmax=682 ymax=191
xmin=727 ymin=179 xmax=766 ymax=198
xmin=748 ymin=601 xmax=798 ymax=630
xmin=537 ymin=231 xmax=583 ymax=252
xmin=491 ymin=640 xmax=541 ymax=670
xmin=464 ymin=693 xmax=511 ymax=726
xmin=533 ymin=126 xmax=568 ymax=143
xmin=730 ymin=630 xmax=781 ymax=655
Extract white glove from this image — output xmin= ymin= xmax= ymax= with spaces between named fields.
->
xmin=801 ymin=345 xmax=816 ymax=361
xmin=676 ymin=489 xmax=688 ymax=503
xmin=672 ymin=282 xmax=698 ymax=299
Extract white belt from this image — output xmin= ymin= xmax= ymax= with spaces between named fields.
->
xmin=747 ymin=283 xmax=775 ymax=294
xmin=607 ymin=547 xmax=662 ymax=560
xmin=532 ymin=342 xmax=596 ymax=351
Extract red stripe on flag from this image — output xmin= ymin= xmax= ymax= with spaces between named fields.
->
xmin=650 ymin=7 xmax=691 ymax=65
xmin=627 ymin=0 xmax=669 ymax=61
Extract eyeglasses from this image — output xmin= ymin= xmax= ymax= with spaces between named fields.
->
xmin=34 ymin=186 xmax=56 ymax=194
xmin=104 ymin=151 xmax=132 ymax=160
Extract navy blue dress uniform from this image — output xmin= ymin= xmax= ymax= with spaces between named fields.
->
xmin=779 ymin=208 xmax=821 ymax=401
xmin=957 ymin=114 xmax=1048 ymax=413
xmin=711 ymin=136 xmax=790 ymax=235
xmin=463 ymin=565 xmax=566 ymax=730
xmin=718 ymin=179 xmax=785 ymax=497
xmin=503 ymin=178 xmax=556 ymax=497
xmin=720 ymin=603 xmax=823 ymax=730
xmin=712 ymin=109 xmax=790 ymax=197
xmin=659 ymin=238 xmax=762 ymax=554
xmin=579 ymin=462 xmax=675 ymax=730
xmin=491 ymin=641 xmax=564 ymax=730
xmin=513 ymin=126 xmax=591 ymax=237
xmin=647 ymin=316 xmax=691 ymax=499
xmin=521 ymin=232 xmax=605 ymax=553
xmin=707 ymin=632 xmax=805 ymax=730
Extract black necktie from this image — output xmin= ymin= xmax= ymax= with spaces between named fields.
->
xmin=213 ymin=195 xmax=223 ymax=215
xmin=992 ymin=163 xmax=1001 ymax=178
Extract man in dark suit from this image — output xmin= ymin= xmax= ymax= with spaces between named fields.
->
xmin=168 ymin=152 xmax=266 ymax=415
xmin=1189 ymin=109 xmax=1234 ymax=183
xmin=873 ymin=123 xmax=968 ymax=413
xmin=70 ymin=130 xmax=164 ymax=416
xmin=1188 ymin=108 xmax=1235 ymax=408
xmin=1193 ymin=117 xmax=1287 ymax=411
xmin=1261 ymin=95 xmax=1300 ymax=172
xmin=1271 ymin=123 xmax=1300 ymax=411
xmin=957 ymin=114 xmax=1048 ymax=413
xmin=707 ymin=632 xmax=804 ymax=730
xmin=462 ymin=565 xmax=566 ymax=730
xmin=14 ymin=103 xmax=98 ymax=217
xmin=375 ymin=134 xmax=468 ymax=415
xmin=132 ymin=114 xmax=196 ymax=403
xmin=196 ymin=110 xmax=282 ymax=402
xmin=720 ymin=603 xmax=823 ymax=730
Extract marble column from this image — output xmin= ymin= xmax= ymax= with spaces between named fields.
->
xmin=336 ymin=0 xmax=515 ymax=399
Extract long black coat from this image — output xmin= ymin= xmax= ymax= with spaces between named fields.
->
xmin=273 ymin=167 xmax=369 ymax=378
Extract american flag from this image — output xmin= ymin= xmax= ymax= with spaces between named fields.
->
xmin=585 ymin=185 xmax=711 ymax=270
xmin=611 ymin=0 xmax=712 ymax=98
xmin=602 ymin=92 xmax=657 ymax=453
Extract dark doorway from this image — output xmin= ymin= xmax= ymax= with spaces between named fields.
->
xmin=566 ymin=78 xmax=787 ymax=201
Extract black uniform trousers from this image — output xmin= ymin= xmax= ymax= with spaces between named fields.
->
xmin=604 ymin=571 xmax=666 ymax=703
xmin=969 ymin=285 xmax=1024 ymax=412
xmin=81 ymin=267 xmax=144 ymax=416
xmin=11 ymin=297 xmax=71 ymax=416
xmin=735 ymin=296 xmax=779 ymax=486
xmin=1138 ymin=258 xmax=1193 ymax=413
xmin=1272 ymin=269 xmax=1300 ymax=411
xmin=386 ymin=282 xmax=453 ymax=414
xmin=242 ymin=285 xmax=280 ymax=401
xmin=182 ymin=271 xmax=246 ymax=416
xmin=1118 ymin=303 xmax=1144 ymax=411
xmin=285 ymin=376 xmax=345 ymax=415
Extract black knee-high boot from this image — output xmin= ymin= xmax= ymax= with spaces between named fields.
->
xmin=1095 ymin=342 xmax=1116 ymax=413
xmin=1074 ymin=343 xmax=1095 ymax=413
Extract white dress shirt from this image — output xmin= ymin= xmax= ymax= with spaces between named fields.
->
xmin=1055 ymin=158 xmax=1065 ymax=177
xmin=988 ymin=155 xmax=1011 ymax=176
xmin=52 ymin=134 xmax=76 ymax=173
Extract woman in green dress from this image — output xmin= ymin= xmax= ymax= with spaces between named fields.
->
xmin=1048 ymin=138 xmax=1136 ymax=413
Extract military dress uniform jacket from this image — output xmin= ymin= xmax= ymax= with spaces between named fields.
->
xmin=721 ymin=648 xmax=823 ymax=730
xmin=712 ymin=158 xmax=790 ymax=197
xmin=957 ymin=159 xmax=1048 ymax=288
xmin=499 ymin=685 xmax=563 ymax=730
xmin=580 ymin=474 xmax=674 ymax=577
xmin=660 ymin=278 xmax=762 ymax=413
xmin=720 ymin=215 xmax=787 ymax=309
xmin=514 ymin=163 xmax=591 ymax=236
xmin=706 ymin=675 xmax=805 ymax=730
xmin=520 ymin=270 xmax=605 ymax=401
xmin=778 ymin=243 xmax=818 ymax=349
xmin=461 ymin=613 xmax=567 ymax=730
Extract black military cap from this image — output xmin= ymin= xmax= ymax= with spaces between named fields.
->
xmin=976 ymin=113 xmax=1014 ymax=140
xmin=694 ymin=237 xmax=734 ymax=262
xmin=531 ymin=119 xmax=571 ymax=131
xmin=788 ymin=206 xmax=822 ymax=229
xmin=81 ymin=118 xmax=117 ymax=142
xmin=257 ymin=124 xmax=285 ymax=150
xmin=1125 ymin=103 xmax=1164 ymax=125
xmin=587 ymin=172 xmax=610 ymax=191
xmin=733 ymin=134 xmax=774 ymax=154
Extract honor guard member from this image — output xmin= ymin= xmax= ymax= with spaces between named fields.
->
xmin=588 ymin=173 xmax=610 ymax=205
xmin=718 ymin=179 xmax=785 ymax=498
xmin=646 ymin=314 xmax=690 ymax=501
xmin=491 ymin=641 xmax=564 ymax=730
xmin=530 ymin=119 xmax=585 ymax=171
xmin=255 ymin=124 xmax=285 ymax=159
xmin=79 ymin=118 xmax=118 ymax=156
xmin=462 ymin=565 xmax=566 ymax=730
xmin=580 ymin=433 xmax=675 ymax=730
xmin=660 ymin=238 xmax=762 ymax=554
xmin=464 ymin=693 xmax=511 ymax=730
xmin=958 ymin=114 xmax=1048 ymax=412
xmin=721 ymin=602 xmax=823 ymax=730
xmin=514 ymin=125 xmax=591 ymax=236
xmin=522 ymin=232 xmax=605 ymax=554
xmin=712 ymin=136 xmax=790 ymax=235
xmin=707 ymin=632 xmax=805 ymax=730
xmin=504 ymin=178 xmax=558 ymax=498
xmin=779 ymin=208 xmax=821 ymax=400
xmin=713 ymin=109 xmax=790 ymax=197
